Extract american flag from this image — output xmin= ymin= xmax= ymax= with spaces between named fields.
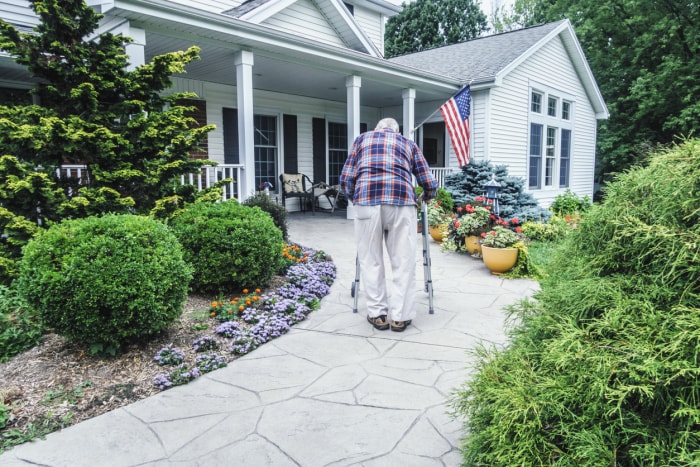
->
xmin=439 ymin=86 xmax=471 ymax=167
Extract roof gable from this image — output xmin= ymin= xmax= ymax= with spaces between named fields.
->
xmin=390 ymin=20 xmax=608 ymax=118
xmin=224 ymin=0 xmax=381 ymax=56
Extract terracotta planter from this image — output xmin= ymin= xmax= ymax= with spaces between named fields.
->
xmin=428 ymin=224 xmax=447 ymax=243
xmin=464 ymin=235 xmax=482 ymax=255
xmin=481 ymin=245 xmax=518 ymax=274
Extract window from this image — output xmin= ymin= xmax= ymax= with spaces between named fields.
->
xmin=254 ymin=115 xmax=277 ymax=190
xmin=545 ymin=127 xmax=557 ymax=186
xmin=559 ymin=129 xmax=571 ymax=187
xmin=528 ymin=123 xmax=543 ymax=189
xmin=528 ymin=87 xmax=574 ymax=190
xmin=328 ymin=122 xmax=347 ymax=186
xmin=531 ymin=91 xmax=542 ymax=113
xmin=562 ymin=101 xmax=571 ymax=120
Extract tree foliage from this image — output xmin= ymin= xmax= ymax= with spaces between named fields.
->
xmin=385 ymin=0 xmax=488 ymax=57
xmin=452 ymin=139 xmax=700 ymax=464
xmin=0 ymin=0 xmax=216 ymax=284
xmin=493 ymin=0 xmax=700 ymax=179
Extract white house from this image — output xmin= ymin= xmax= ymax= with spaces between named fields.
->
xmin=0 ymin=0 xmax=607 ymax=208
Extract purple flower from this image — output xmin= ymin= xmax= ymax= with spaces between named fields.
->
xmin=216 ymin=321 xmax=243 ymax=338
xmin=193 ymin=336 xmax=219 ymax=352
xmin=153 ymin=345 xmax=185 ymax=366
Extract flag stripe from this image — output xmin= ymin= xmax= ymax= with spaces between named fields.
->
xmin=440 ymin=86 xmax=471 ymax=167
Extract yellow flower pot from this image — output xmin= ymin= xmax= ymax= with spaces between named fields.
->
xmin=429 ymin=224 xmax=447 ymax=243
xmin=464 ymin=235 xmax=482 ymax=255
xmin=481 ymin=245 xmax=518 ymax=274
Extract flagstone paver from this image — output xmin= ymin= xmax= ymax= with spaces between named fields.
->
xmin=0 ymin=211 xmax=539 ymax=466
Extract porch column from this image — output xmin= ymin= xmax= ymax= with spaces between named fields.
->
xmin=346 ymin=75 xmax=361 ymax=149
xmin=235 ymin=50 xmax=255 ymax=200
xmin=120 ymin=24 xmax=146 ymax=71
xmin=402 ymin=88 xmax=416 ymax=141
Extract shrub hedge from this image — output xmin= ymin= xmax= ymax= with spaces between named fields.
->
xmin=16 ymin=214 xmax=191 ymax=354
xmin=453 ymin=139 xmax=700 ymax=465
xmin=169 ymin=200 xmax=283 ymax=294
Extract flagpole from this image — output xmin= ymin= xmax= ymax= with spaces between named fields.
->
xmin=411 ymin=81 xmax=472 ymax=134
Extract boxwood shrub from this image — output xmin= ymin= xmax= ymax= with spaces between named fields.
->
xmin=16 ymin=214 xmax=192 ymax=354
xmin=168 ymin=200 xmax=283 ymax=294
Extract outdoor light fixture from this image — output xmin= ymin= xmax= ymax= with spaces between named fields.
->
xmin=483 ymin=174 xmax=501 ymax=216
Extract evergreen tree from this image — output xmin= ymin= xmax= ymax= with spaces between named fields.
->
xmin=385 ymin=0 xmax=488 ymax=57
xmin=0 ymin=0 xmax=215 ymax=284
xmin=494 ymin=0 xmax=700 ymax=180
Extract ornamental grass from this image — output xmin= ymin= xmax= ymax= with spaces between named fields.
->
xmin=452 ymin=139 xmax=700 ymax=465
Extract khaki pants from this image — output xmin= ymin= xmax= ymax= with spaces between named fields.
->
xmin=354 ymin=205 xmax=417 ymax=322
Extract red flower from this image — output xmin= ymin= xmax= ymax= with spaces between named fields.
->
xmin=457 ymin=206 xmax=463 ymax=213
xmin=516 ymin=227 xmax=523 ymax=233
xmin=454 ymin=221 xmax=461 ymax=228
xmin=511 ymin=218 xmax=519 ymax=224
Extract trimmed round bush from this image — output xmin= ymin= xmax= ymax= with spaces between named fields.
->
xmin=242 ymin=192 xmax=289 ymax=240
xmin=169 ymin=200 xmax=283 ymax=294
xmin=17 ymin=214 xmax=192 ymax=354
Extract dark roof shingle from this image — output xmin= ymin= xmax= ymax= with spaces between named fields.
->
xmin=388 ymin=20 xmax=567 ymax=84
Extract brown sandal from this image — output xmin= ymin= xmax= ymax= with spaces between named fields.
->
xmin=367 ymin=314 xmax=389 ymax=331
xmin=390 ymin=320 xmax=411 ymax=332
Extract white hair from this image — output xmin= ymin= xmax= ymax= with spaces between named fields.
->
xmin=374 ymin=118 xmax=399 ymax=132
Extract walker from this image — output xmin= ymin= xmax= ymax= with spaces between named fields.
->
xmin=351 ymin=200 xmax=434 ymax=315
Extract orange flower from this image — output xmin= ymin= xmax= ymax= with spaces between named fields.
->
xmin=243 ymin=288 xmax=249 ymax=294
xmin=211 ymin=301 xmax=218 ymax=308
xmin=238 ymin=305 xmax=245 ymax=311
xmin=255 ymin=288 xmax=261 ymax=293
xmin=245 ymin=299 xmax=251 ymax=305
xmin=210 ymin=311 xmax=216 ymax=317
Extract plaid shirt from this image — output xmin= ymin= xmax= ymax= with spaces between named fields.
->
xmin=340 ymin=129 xmax=438 ymax=206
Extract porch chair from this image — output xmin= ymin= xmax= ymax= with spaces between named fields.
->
xmin=279 ymin=173 xmax=335 ymax=214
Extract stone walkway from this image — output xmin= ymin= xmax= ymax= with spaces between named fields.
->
xmin=0 ymin=211 xmax=539 ymax=466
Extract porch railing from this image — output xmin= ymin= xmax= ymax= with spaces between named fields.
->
xmin=181 ymin=164 xmax=244 ymax=201
xmin=56 ymin=164 xmax=449 ymax=202
xmin=430 ymin=167 xmax=459 ymax=188
xmin=56 ymin=164 xmax=244 ymax=201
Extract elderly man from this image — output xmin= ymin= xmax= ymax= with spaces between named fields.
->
xmin=340 ymin=118 xmax=438 ymax=332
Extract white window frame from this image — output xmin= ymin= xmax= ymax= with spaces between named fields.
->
xmin=327 ymin=121 xmax=348 ymax=186
xmin=253 ymin=114 xmax=279 ymax=192
xmin=527 ymin=83 xmax=575 ymax=191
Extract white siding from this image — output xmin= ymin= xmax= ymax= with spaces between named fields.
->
xmin=165 ymin=0 xmax=243 ymax=14
xmin=0 ymin=1 xmax=40 ymax=28
xmin=352 ymin=4 xmax=384 ymax=55
xmin=487 ymin=35 xmax=598 ymax=205
xmin=173 ymin=78 xmax=381 ymax=179
xmin=262 ymin=0 xmax=345 ymax=47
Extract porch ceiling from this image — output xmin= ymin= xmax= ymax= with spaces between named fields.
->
xmin=142 ymin=29 xmax=455 ymax=109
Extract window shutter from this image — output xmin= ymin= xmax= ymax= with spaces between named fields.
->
xmin=312 ymin=117 xmax=326 ymax=182
xmin=283 ymin=114 xmax=298 ymax=173
xmin=223 ymin=108 xmax=239 ymax=164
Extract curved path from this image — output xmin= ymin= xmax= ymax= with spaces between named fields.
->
xmin=0 ymin=211 xmax=539 ymax=466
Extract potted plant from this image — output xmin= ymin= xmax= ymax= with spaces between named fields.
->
xmin=453 ymin=204 xmax=491 ymax=254
xmin=426 ymin=199 xmax=450 ymax=243
xmin=480 ymin=225 xmax=521 ymax=274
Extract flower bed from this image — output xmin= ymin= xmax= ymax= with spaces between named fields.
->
xmin=152 ymin=244 xmax=336 ymax=390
